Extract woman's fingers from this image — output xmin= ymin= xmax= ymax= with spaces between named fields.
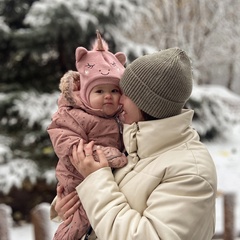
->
xmin=62 ymin=198 xmax=81 ymax=225
xmin=56 ymin=184 xmax=64 ymax=199
xmin=70 ymin=146 xmax=79 ymax=169
xmin=82 ymin=140 xmax=94 ymax=157
xmin=70 ymin=139 xmax=86 ymax=169
xmin=55 ymin=191 xmax=80 ymax=220
xmin=96 ymin=146 xmax=109 ymax=167
xmin=63 ymin=214 xmax=73 ymax=226
xmin=70 ymin=140 xmax=109 ymax=178
xmin=76 ymin=139 xmax=85 ymax=158
xmin=62 ymin=197 xmax=80 ymax=220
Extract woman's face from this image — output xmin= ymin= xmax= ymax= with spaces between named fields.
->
xmin=119 ymin=94 xmax=144 ymax=124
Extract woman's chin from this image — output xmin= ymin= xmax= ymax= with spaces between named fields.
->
xmin=119 ymin=111 xmax=126 ymax=123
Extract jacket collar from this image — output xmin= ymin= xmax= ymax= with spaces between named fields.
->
xmin=123 ymin=109 xmax=196 ymax=159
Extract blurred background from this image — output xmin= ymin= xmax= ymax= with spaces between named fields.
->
xmin=0 ymin=0 xmax=240 ymax=237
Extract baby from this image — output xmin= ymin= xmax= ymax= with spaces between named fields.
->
xmin=48 ymin=31 xmax=127 ymax=240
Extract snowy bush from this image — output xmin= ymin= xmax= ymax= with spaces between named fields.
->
xmin=0 ymin=137 xmax=13 ymax=164
xmin=0 ymin=159 xmax=39 ymax=194
xmin=0 ymin=91 xmax=59 ymax=178
xmin=187 ymin=85 xmax=240 ymax=140
xmin=11 ymin=91 xmax=58 ymax=130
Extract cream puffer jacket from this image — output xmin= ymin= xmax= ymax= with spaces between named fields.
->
xmin=51 ymin=109 xmax=217 ymax=240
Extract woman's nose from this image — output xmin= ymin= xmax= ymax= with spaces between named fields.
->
xmin=119 ymin=95 xmax=124 ymax=104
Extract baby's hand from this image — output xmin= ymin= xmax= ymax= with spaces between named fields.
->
xmin=94 ymin=146 xmax=128 ymax=168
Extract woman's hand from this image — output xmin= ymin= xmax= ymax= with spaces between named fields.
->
xmin=70 ymin=139 xmax=109 ymax=178
xmin=55 ymin=185 xmax=80 ymax=225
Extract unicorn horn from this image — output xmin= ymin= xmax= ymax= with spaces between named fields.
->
xmin=96 ymin=30 xmax=104 ymax=51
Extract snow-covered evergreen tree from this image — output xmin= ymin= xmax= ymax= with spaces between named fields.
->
xmin=187 ymin=85 xmax=240 ymax=140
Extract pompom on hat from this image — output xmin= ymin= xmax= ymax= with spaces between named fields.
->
xmin=120 ymin=48 xmax=193 ymax=119
xmin=76 ymin=30 xmax=126 ymax=107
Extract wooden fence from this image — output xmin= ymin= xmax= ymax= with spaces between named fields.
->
xmin=0 ymin=192 xmax=239 ymax=240
xmin=213 ymin=192 xmax=238 ymax=240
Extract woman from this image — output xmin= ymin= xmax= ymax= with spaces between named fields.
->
xmin=51 ymin=47 xmax=217 ymax=240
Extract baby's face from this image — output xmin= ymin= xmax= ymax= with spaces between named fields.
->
xmin=89 ymin=84 xmax=121 ymax=116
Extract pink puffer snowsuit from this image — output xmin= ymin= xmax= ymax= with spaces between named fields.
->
xmin=48 ymin=91 xmax=127 ymax=240
xmin=48 ymin=31 xmax=127 ymax=240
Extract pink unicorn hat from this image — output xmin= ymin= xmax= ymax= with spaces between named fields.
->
xmin=76 ymin=30 xmax=127 ymax=107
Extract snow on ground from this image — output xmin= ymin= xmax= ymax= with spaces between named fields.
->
xmin=10 ymin=221 xmax=59 ymax=240
xmin=9 ymin=125 xmax=240 ymax=239
xmin=208 ymin=123 xmax=240 ymax=236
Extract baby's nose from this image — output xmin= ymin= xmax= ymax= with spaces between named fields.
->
xmin=105 ymin=93 xmax=112 ymax=98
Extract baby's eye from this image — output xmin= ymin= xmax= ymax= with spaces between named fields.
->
xmin=112 ymin=89 xmax=120 ymax=93
xmin=95 ymin=90 xmax=103 ymax=94
xmin=111 ymin=62 xmax=116 ymax=67
xmin=86 ymin=63 xmax=95 ymax=69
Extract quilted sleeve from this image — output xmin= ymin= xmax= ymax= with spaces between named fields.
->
xmin=47 ymin=107 xmax=88 ymax=158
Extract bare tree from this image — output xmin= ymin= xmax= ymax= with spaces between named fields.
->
xmin=124 ymin=0 xmax=240 ymax=93
xmin=222 ymin=0 xmax=240 ymax=91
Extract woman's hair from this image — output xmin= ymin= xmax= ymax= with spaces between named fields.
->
xmin=142 ymin=105 xmax=189 ymax=121
xmin=141 ymin=111 xmax=158 ymax=121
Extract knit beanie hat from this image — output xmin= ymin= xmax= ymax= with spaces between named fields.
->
xmin=120 ymin=48 xmax=193 ymax=119
xmin=76 ymin=31 xmax=126 ymax=107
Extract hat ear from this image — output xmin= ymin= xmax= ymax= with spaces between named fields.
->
xmin=115 ymin=52 xmax=127 ymax=66
xmin=75 ymin=47 xmax=88 ymax=62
